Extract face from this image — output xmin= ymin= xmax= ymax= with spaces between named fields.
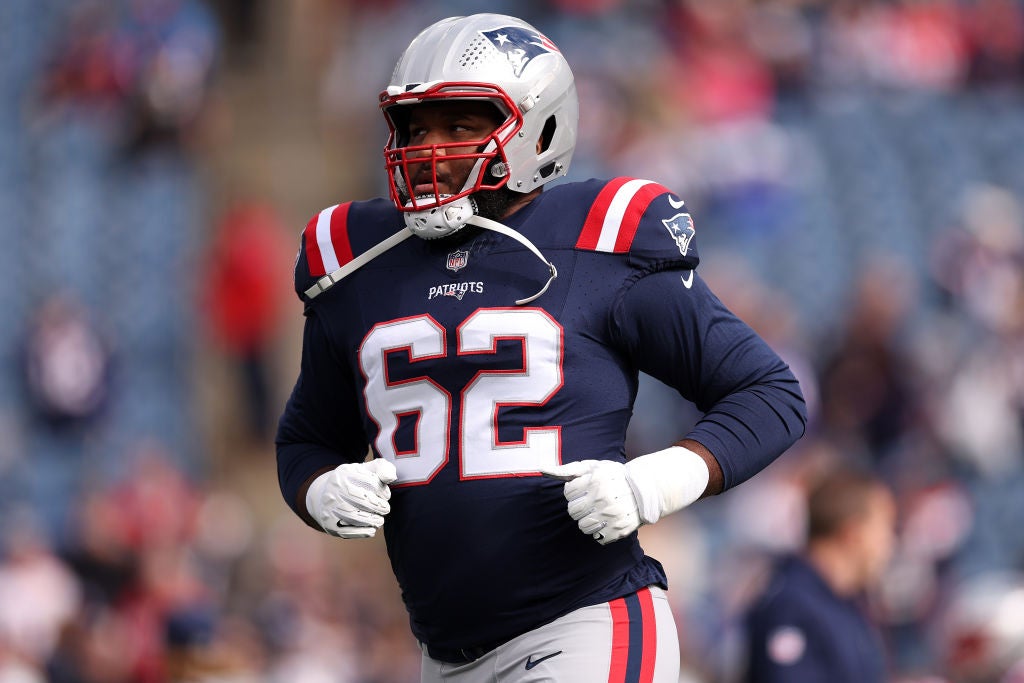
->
xmin=403 ymin=100 xmax=505 ymax=199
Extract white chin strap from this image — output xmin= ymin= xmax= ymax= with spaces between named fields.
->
xmin=465 ymin=214 xmax=557 ymax=305
xmin=305 ymin=203 xmax=557 ymax=306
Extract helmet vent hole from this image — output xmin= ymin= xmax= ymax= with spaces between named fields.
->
xmin=539 ymin=115 xmax=557 ymax=153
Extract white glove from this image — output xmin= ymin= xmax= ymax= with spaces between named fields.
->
xmin=541 ymin=446 xmax=710 ymax=545
xmin=305 ymin=459 xmax=398 ymax=538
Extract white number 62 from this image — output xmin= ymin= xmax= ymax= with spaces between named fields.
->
xmin=359 ymin=308 xmax=563 ymax=485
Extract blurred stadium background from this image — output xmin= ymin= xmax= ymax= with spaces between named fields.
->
xmin=1 ymin=0 xmax=1024 ymax=681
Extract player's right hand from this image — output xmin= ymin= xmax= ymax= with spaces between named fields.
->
xmin=305 ymin=459 xmax=398 ymax=539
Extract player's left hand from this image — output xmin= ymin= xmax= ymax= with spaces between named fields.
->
xmin=540 ymin=460 xmax=641 ymax=545
xmin=541 ymin=447 xmax=711 ymax=545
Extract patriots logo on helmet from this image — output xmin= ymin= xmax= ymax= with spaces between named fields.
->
xmin=662 ymin=213 xmax=696 ymax=256
xmin=481 ymin=27 xmax=558 ymax=77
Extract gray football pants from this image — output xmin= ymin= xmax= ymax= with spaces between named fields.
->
xmin=420 ymin=586 xmax=680 ymax=683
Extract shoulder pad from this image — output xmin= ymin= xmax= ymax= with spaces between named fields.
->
xmin=574 ymin=177 xmax=699 ymax=271
xmin=294 ymin=203 xmax=355 ymax=301
xmin=293 ymin=198 xmax=406 ymax=301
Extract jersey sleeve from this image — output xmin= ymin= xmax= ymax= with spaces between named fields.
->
xmin=573 ymin=177 xmax=699 ymax=273
xmin=275 ymin=309 xmax=370 ymax=519
xmin=293 ymin=203 xmax=356 ymax=303
xmin=609 ymin=268 xmax=806 ymax=490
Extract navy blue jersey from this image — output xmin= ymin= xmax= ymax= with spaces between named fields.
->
xmin=276 ymin=177 xmax=806 ymax=654
xmin=743 ymin=555 xmax=887 ymax=683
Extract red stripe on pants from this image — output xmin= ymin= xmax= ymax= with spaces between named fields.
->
xmin=638 ymin=588 xmax=658 ymax=683
xmin=608 ymin=597 xmax=630 ymax=683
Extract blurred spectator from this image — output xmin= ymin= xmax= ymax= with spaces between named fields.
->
xmin=20 ymin=293 xmax=112 ymax=432
xmin=201 ymin=201 xmax=292 ymax=442
xmin=664 ymin=0 xmax=776 ymax=124
xmin=744 ymin=3 xmax=814 ymax=103
xmin=817 ymin=256 xmax=923 ymax=466
xmin=207 ymin=0 xmax=267 ymax=65
xmin=0 ymin=510 xmax=80 ymax=676
xmin=742 ymin=466 xmax=897 ymax=683
xmin=38 ymin=0 xmax=219 ymax=155
xmin=817 ymin=0 xmax=968 ymax=92
xmin=929 ymin=184 xmax=1024 ymax=477
xmin=38 ymin=1 xmax=131 ymax=108
xmin=936 ymin=572 xmax=1024 ymax=683
xmin=963 ymin=0 xmax=1024 ymax=88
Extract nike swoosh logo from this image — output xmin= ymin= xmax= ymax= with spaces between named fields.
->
xmin=668 ymin=195 xmax=685 ymax=209
xmin=525 ymin=651 xmax=563 ymax=670
xmin=680 ymin=270 xmax=694 ymax=289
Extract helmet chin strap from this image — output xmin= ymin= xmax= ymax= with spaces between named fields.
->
xmin=305 ymin=205 xmax=557 ymax=306
xmin=464 ymin=214 xmax=558 ymax=305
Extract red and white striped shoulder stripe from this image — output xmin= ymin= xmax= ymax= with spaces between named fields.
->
xmin=303 ymin=202 xmax=354 ymax=277
xmin=575 ymin=178 xmax=673 ymax=254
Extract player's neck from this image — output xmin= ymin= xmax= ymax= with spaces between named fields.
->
xmin=499 ymin=187 xmax=542 ymax=220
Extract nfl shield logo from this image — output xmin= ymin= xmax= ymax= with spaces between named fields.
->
xmin=446 ymin=250 xmax=469 ymax=272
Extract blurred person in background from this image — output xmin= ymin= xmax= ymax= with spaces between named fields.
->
xmin=276 ymin=12 xmax=806 ymax=683
xmin=201 ymin=200 xmax=292 ymax=443
xmin=20 ymin=293 xmax=112 ymax=433
xmin=938 ymin=571 xmax=1024 ymax=683
xmin=742 ymin=466 xmax=897 ymax=683
xmin=0 ymin=509 xmax=80 ymax=681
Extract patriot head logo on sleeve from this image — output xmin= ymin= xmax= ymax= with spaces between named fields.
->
xmin=481 ymin=26 xmax=559 ymax=77
xmin=662 ymin=213 xmax=696 ymax=257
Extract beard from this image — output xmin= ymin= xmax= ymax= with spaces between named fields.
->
xmin=472 ymin=186 xmax=520 ymax=221
xmin=397 ymin=154 xmax=520 ymax=220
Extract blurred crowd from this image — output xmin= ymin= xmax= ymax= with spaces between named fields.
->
xmin=1 ymin=0 xmax=1024 ymax=681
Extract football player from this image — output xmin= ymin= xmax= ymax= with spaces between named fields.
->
xmin=276 ymin=13 xmax=807 ymax=683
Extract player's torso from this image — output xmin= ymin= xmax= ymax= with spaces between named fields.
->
xmin=318 ymin=192 xmax=638 ymax=489
xmin=297 ymin=180 xmax=688 ymax=647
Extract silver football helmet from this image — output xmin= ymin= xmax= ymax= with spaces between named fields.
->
xmin=380 ymin=14 xmax=578 ymax=238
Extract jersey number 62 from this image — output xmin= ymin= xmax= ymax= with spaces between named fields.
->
xmin=359 ymin=307 xmax=563 ymax=485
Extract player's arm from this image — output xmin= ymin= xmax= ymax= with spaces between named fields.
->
xmin=276 ymin=310 xmax=395 ymax=538
xmin=614 ymin=268 xmax=807 ymax=488
xmin=544 ymin=268 xmax=805 ymax=544
xmin=544 ymin=180 xmax=804 ymax=543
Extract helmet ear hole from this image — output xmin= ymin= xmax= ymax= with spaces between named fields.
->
xmin=539 ymin=115 xmax=557 ymax=154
